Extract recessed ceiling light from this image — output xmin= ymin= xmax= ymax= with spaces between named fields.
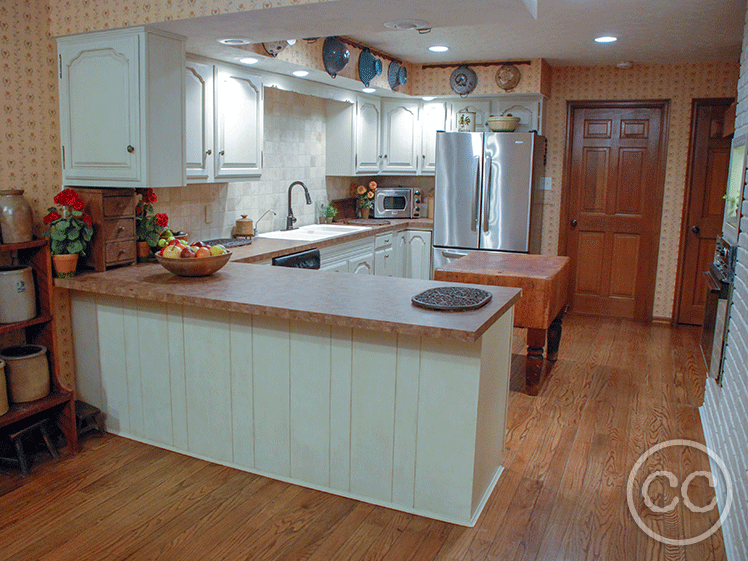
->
xmin=218 ymin=37 xmax=253 ymax=46
xmin=293 ymin=70 xmax=309 ymax=77
xmin=422 ymin=96 xmax=435 ymax=101
xmin=287 ymin=39 xmax=297 ymax=46
xmin=384 ymin=19 xmax=429 ymax=30
xmin=616 ymin=61 xmax=633 ymax=69
xmin=594 ymin=36 xmax=617 ymax=43
xmin=240 ymin=57 xmax=259 ymax=65
xmin=362 ymin=87 xmax=377 ymax=94
xmin=429 ymin=45 xmax=449 ymax=53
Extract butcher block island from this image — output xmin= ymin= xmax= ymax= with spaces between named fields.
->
xmin=56 ymin=262 xmax=520 ymax=526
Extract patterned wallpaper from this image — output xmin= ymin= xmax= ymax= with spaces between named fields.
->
xmin=48 ymin=0 xmax=333 ymax=36
xmin=0 ymin=0 xmax=61 ymax=228
xmin=545 ymin=62 xmax=740 ymax=319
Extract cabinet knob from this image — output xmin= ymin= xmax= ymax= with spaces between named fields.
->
xmin=384 ymin=154 xmax=388 ymax=159
xmin=118 ymin=226 xmax=125 ymax=232
xmin=127 ymin=145 xmax=135 ymax=153
xmin=206 ymin=149 xmax=213 ymax=156
xmin=219 ymin=150 xmax=225 ymax=156
xmin=422 ymin=154 xmax=425 ymax=158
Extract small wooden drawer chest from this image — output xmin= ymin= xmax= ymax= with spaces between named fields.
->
xmin=75 ymin=188 xmax=137 ymax=272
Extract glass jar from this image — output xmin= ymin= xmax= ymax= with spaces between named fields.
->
xmin=0 ymin=190 xmax=34 ymax=244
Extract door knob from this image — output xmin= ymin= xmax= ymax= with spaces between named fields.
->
xmin=692 ymin=225 xmax=700 ymax=234
xmin=570 ymin=219 xmax=578 ymax=228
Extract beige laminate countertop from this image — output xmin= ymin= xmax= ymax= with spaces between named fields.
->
xmin=55 ymin=218 xmax=521 ymax=342
xmin=228 ymin=218 xmax=433 ymax=263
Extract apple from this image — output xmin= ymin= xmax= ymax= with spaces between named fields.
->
xmin=210 ymin=245 xmax=227 ymax=256
xmin=180 ymin=247 xmax=197 ymax=258
xmin=162 ymin=245 xmax=182 ymax=259
xmin=195 ymin=247 xmax=211 ymax=258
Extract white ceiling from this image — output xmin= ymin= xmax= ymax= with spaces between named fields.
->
xmin=155 ymin=0 xmax=744 ymax=68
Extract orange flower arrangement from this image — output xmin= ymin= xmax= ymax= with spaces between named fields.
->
xmin=352 ymin=180 xmax=377 ymax=211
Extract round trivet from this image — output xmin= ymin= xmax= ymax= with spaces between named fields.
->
xmin=411 ymin=286 xmax=492 ymax=311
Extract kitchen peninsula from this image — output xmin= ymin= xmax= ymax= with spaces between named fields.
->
xmin=56 ymin=258 xmax=520 ymax=526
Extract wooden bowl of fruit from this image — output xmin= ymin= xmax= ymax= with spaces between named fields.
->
xmin=155 ymin=241 xmax=232 ymax=277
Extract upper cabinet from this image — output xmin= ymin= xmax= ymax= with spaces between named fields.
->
xmin=420 ymin=101 xmax=448 ymax=174
xmin=447 ymin=101 xmax=491 ymax=133
xmin=381 ymin=99 xmax=420 ymax=174
xmin=186 ymin=59 xmax=264 ymax=182
xmin=57 ymin=27 xmax=186 ymax=188
xmin=355 ymin=98 xmax=381 ymax=174
xmin=490 ymin=95 xmax=545 ymax=134
xmin=214 ymin=66 xmax=264 ymax=179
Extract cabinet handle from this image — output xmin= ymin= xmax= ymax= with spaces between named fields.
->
xmin=127 ymin=145 xmax=135 ymax=153
xmin=118 ymin=226 xmax=125 ymax=232
xmin=206 ymin=149 xmax=212 ymax=156
xmin=219 ymin=150 xmax=225 ymax=156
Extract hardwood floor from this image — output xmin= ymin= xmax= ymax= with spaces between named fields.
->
xmin=0 ymin=315 xmax=724 ymax=561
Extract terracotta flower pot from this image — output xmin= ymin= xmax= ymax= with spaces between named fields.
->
xmin=137 ymin=241 xmax=152 ymax=263
xmin=361 ymin=207 xmax=371 ymax=219
xmin=52 ymin=253 xmax=79 ymax=279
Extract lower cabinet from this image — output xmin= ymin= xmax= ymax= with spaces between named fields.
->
xmin=321 ymin=229 xmax=431 ymax=280
xmin=320 ymin=238 xmax=375 ymax=274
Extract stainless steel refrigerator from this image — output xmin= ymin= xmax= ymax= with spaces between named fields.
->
xmin=432 ymin=131 xmax=546 ymax=272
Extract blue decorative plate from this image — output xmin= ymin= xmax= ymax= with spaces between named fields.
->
xmin=388 ymin=60 xmax=401 ymax=90
xmin=358 ymin=48 xmax=377 ymax=87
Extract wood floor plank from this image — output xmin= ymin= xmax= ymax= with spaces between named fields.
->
xmin=0 ymin=315 xmax=725 ymax=561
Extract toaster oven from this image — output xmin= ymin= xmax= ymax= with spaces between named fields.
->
xmin=373 ymin=187 xmax=421 ymax=219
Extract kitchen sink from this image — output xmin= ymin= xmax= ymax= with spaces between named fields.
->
xmin=256 ymin=223 xmax=370 ymax=242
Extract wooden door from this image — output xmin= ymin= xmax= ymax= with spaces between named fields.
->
xmin=564 ymin=102 xmax=668 ymax=320
xmin=676 ymin=99 xmax=733 ymax=325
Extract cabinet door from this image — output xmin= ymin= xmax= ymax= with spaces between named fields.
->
xmin=59 ymin=35 xmax=140 ymax=182
xmin=320 ymin=257 xmax=349 ymax=273
xmin=185 ymin=60 xmax=214 ymax=182
xmin=214 ymin=68 xmax=263 ymax=178
xmin=356 ymin=99 xmax=381 ymax=173
xmin=490 ymin=96 xmax=544 ymax=134
xmin=420 ymin=101 xmax=447 ymax=174
xmin=349 ymin=252 xmax=374 ymax=275
xmin=381 ymin=100 xmax=419 ymax=173
xmin=404 ymin=230 xmax=432 ymax=280
xmin=448 ymin=101 xmax=491 ymax=133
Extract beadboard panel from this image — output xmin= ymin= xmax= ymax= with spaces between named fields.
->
xmin=70 ymin=293 xmax=512 ymax=525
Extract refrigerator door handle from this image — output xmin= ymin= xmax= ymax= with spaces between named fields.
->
xmin=472 ymin=159 xmax=481 ymax=231
xmin=483 ymin=155 xmax=492 ymax=232
xmin=441 ymin=250 xmax=470 ymax=259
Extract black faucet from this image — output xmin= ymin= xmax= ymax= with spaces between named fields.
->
xmin=286 ymin=181 xmax=312 ymax=230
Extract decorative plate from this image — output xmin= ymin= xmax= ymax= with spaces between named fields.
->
xmin=495 ymin=64 xmax=521 ymax=90
xmin=358 ymin=48 xmax=377 ymax=87
xmin=263 ymin=41 xmax=288 ymax=57
xmin=322 ymin=36 xmax=350 ymax=78
xmin=398 ymin=65 xmax=408 ymax=87
xmin=411 ymin=286 xmax=493 ymax=311
xmin=450 ymin=65 xmax=478 ymax=97
xmin=388 ymin=60 xmax=401 ymax=90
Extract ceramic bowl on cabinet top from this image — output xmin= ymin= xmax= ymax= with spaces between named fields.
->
xmin=486 ymin=114 xmax=521 ymax=132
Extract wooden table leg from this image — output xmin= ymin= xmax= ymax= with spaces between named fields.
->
xmin=546 ymin=310 xmax=565 ymax=362
xmin=526 ymin=328 xmax=546 ymax=388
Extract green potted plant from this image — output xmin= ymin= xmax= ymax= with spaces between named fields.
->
xmin=135 ymin=188 xmax=170 ymax=261
xmin=318 ymin=202 xmax=338 ymax=224
xmin=42 ymin=188 xmax=94 ymax=278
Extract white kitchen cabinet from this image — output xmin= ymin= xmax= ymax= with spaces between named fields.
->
xmin=57 ymin=27 xmax=185 ymax=188
xmin=326 ymin=94 xmax=380 ymax=176
xmin=490 ymin=95 xmax=546 ymax=134
xmin=374 ymin=232 xmax=400 ymax=277
xmin=381 ymin=100 xmax=420 ymax=174
xmin=185 ymin=59 xmax=263 ymax=181
xmin=403 ymin=230 xmax=432 ymax=280
xmin=356 ymin=98 xmax=381 ymax=173
xmin=185 ymin=59 xmax=214 ymax=182
xmin=420 ymin=101 xmax=448 ymax=174
xmin=320 ymin=238 xmax=375 ymax=274
xmin=214 ymin=66 xmax=263 ymax=179
xmin=448 ymin=101 xmax=491 ymax=133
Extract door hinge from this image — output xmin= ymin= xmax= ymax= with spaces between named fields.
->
xmin=261 ymin=151 xmax=263 ymax=168
xmin=61 ymin=145 xmax=65 ymax=169
xmin=58 ymin=55 xmax=62 ymax=79
xmin=355 ymin=153 xmax=357 ymax=168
